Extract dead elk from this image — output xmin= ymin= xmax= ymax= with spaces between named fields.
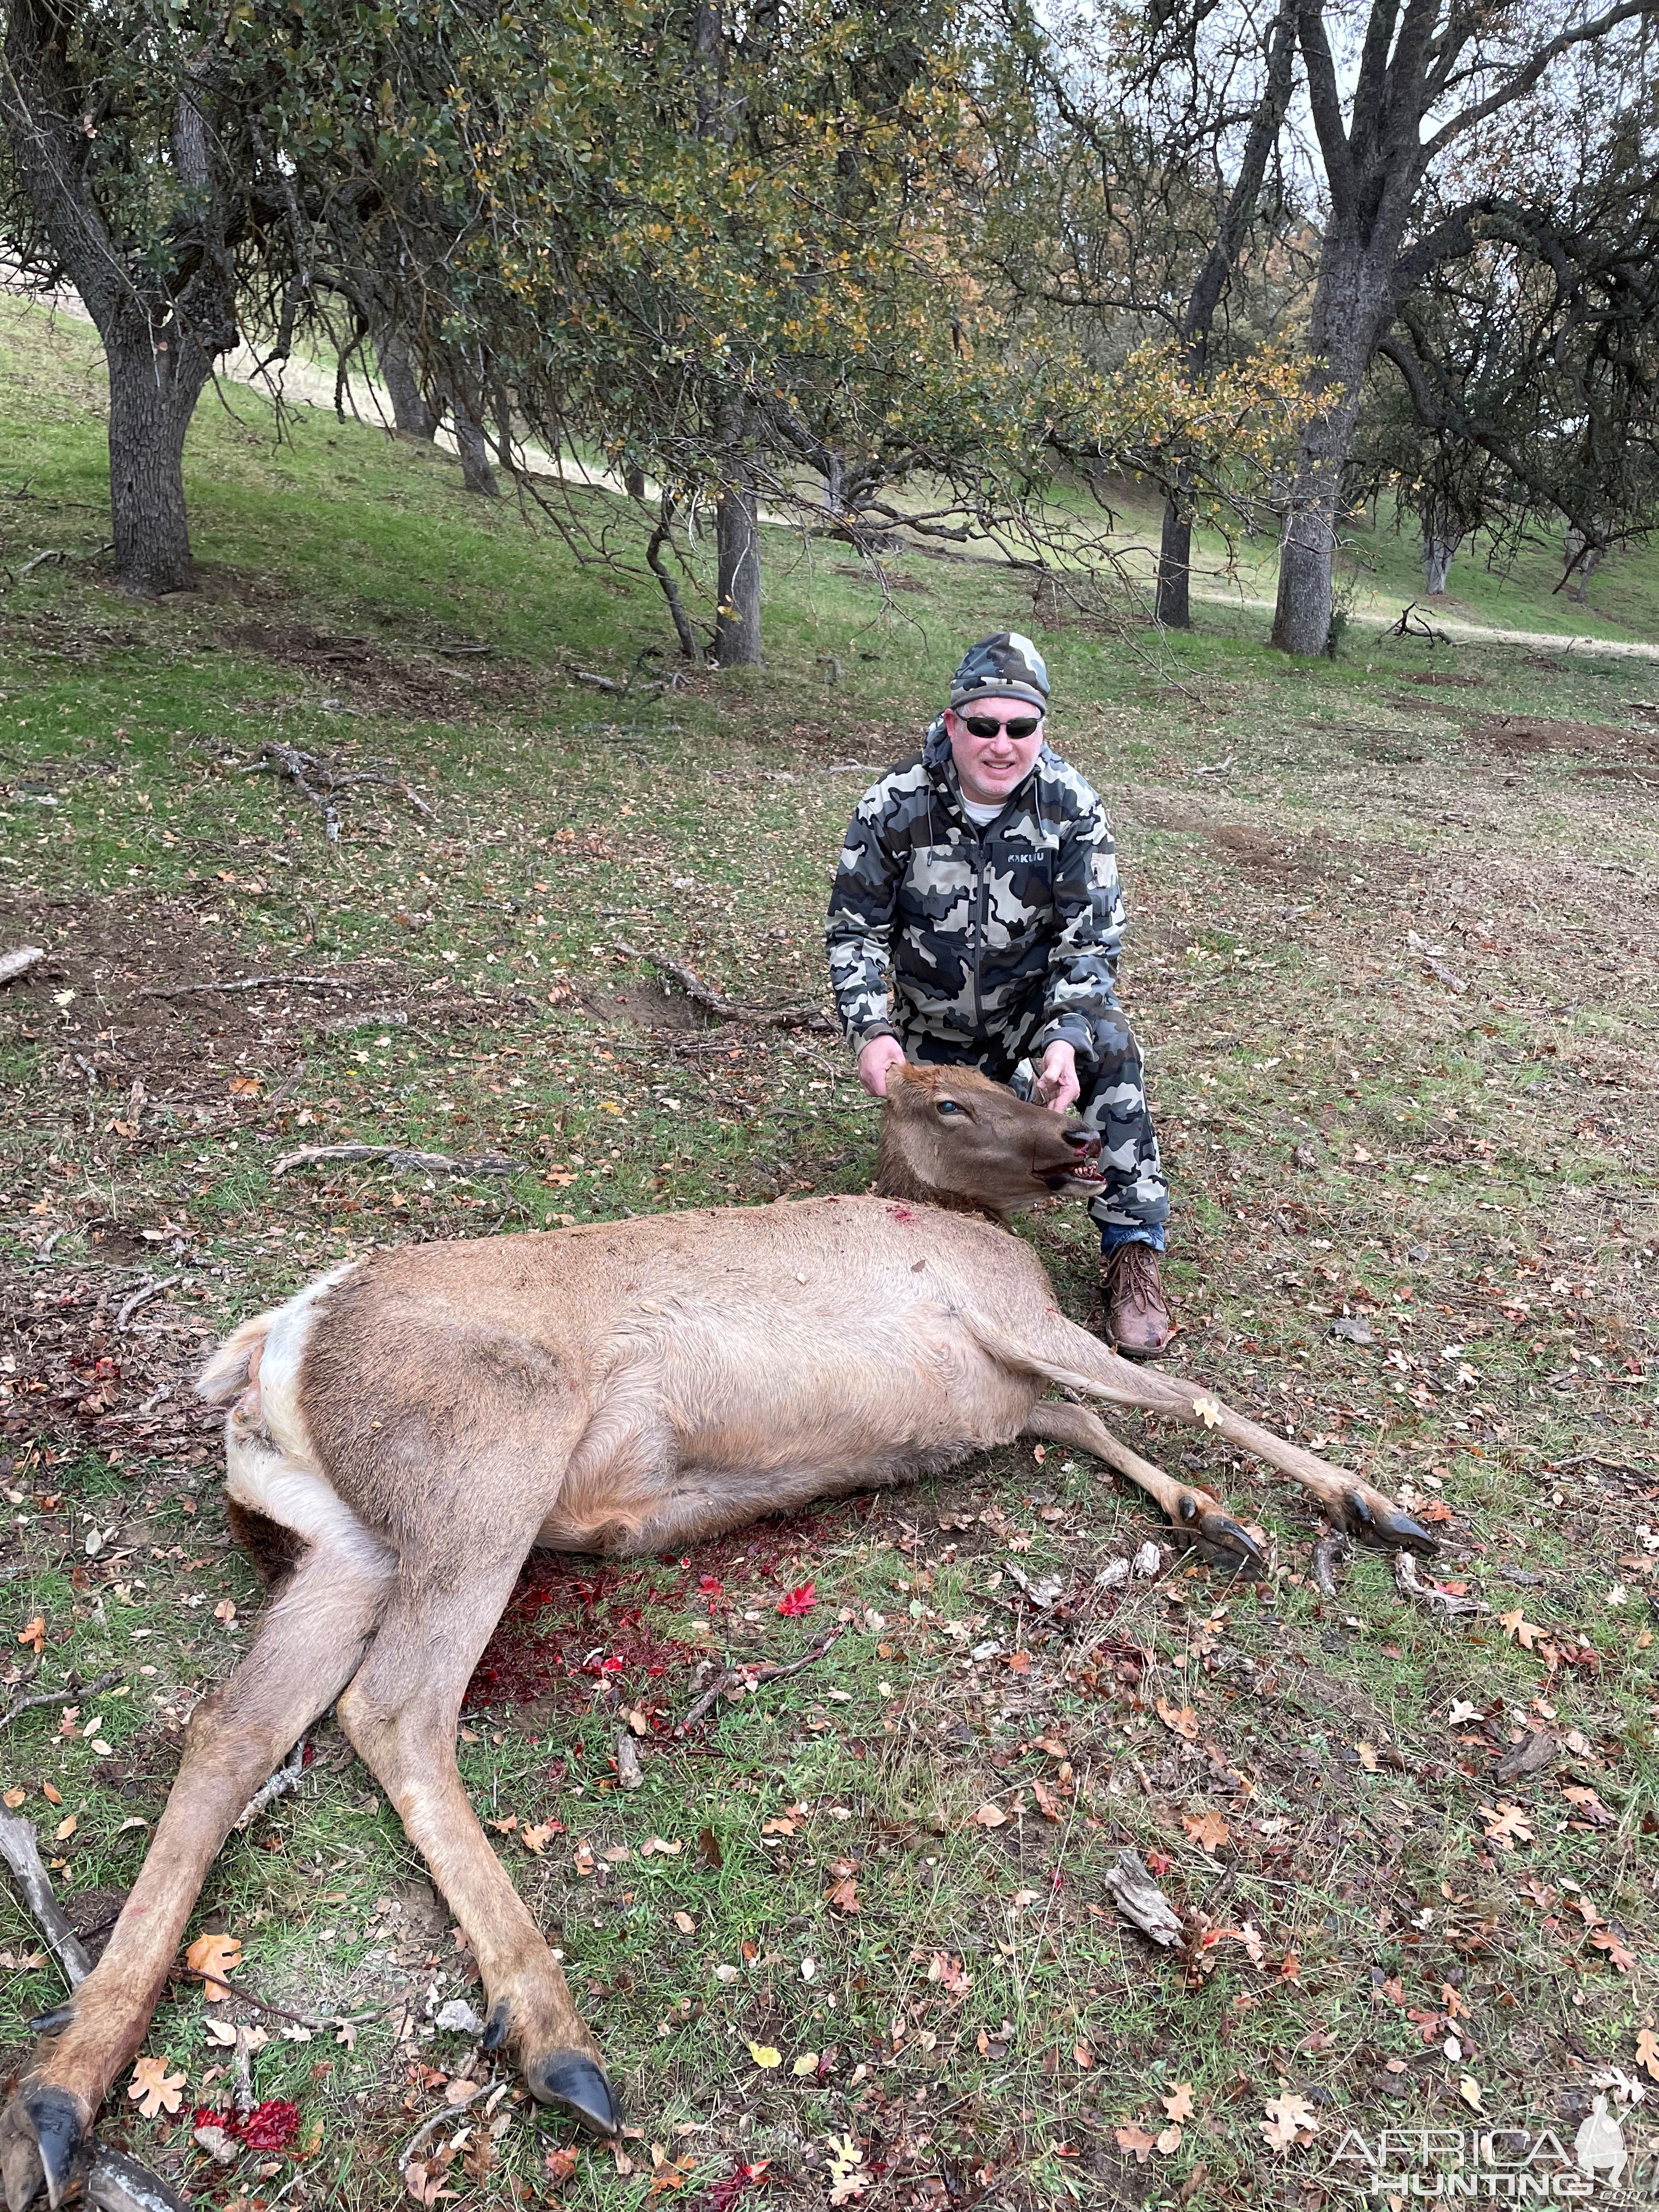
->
xmin=0 ymin=1063 xmax=1436 ymax=2204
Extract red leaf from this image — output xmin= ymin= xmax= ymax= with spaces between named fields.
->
xmin=776 ymin=1583 xmax=817 ymax=1617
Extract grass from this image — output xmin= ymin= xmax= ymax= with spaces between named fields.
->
xmin=0 ymin=292 xmax=1655 ymax=2210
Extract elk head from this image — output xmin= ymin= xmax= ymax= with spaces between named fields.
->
xmin=873 ymin=1061 xmax=1104 ymax=1219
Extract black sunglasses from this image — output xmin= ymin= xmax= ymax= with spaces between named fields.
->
xmin=961 ymin=712 xmax=1042 ymax=740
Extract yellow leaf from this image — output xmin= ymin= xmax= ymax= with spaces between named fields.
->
xmin=1459 ymin=2077 xmax=1483 ymax=2113
xmin=792 ymin=2053 xmax=819 ymax=2076
xmin=127 ymin=2055 xmax=186 ymax=2120
xmin=747 ymin=2042 xmax=781 ymax=2069
xmin=1190 ymin=1395 xmax=1222 ymax=1429
xmin=184 ymin=1931 xmax=242 ymax=1999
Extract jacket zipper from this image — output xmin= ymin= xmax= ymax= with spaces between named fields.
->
xmin=970 ymin=820 xmax=987 ymax=1032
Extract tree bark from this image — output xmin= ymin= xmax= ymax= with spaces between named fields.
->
xmin=715 ymin=467 xmax=761 ymax=665
xmin=105 ymin=329 xmax=205 ymax=594
xmin=377 ymin=328 xmax=438 ymax=441
xmin=451 ymin=400 xmax=499 ymax=496
xmin=1156 ymin=494 xmax=1193 ymax=629
xmin=1422 ymin=523 xmax=1459 ymax=595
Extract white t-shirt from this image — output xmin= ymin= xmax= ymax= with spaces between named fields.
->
xmin=961 ymin=797 xmax=1003 ymax=826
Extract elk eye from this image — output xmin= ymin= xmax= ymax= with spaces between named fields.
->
xmin=935 ymin=1099 xmax=968 ymax=1118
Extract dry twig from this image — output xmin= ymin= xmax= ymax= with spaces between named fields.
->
xmin=0 ymin=1664 xmax=122 ymax=1734
xmin=0 ymin=1812 xmax=92 ymax=1985
xmin=115 ymin=1276 xmax=178 ymax=1331
xmin=137 ymin=973 xmax=348 ymax=1000
xmin=273 ymin=1142 xmax=524 ymax=1180
xmin=612 ymin=940 xmax=833 ymax=1033
xmin=676 ymin=1628 xmax=844 ymax=1731
xmin=1394 ymin=1551 xmax=1482 ymax=1625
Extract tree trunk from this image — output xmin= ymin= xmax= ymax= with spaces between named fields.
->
xmin=715 ymin=469 xmax=761 ymax=665
xmin=1155 ymin=494 xmax=1193 ymax=628
xmin=105 ymin=328 xmax=210 ymax=596
xmin=452 ymin=402 xmax=499 ymax=497
xmin=1422 ymin=526 xmax=1458 ymax=595
xmin=1271 ymin=241 xmax=1384 ymax=656
xmin=377 ymin=328 xmax=438 ymax=441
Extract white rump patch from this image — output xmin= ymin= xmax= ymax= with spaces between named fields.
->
xmin=255 ymin=1261 xmax=358 ymax=1466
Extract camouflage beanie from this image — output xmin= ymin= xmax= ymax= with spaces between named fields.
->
xmin=949 ymin=632 xmax=1050 ymax=714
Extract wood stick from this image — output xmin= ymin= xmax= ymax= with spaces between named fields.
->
xmin=0 ymin=946 xmax=45 ymax=986
xmin=235 ymin=1739 xmax=307 ymax=1830
xmin=0 ymin=1813 xmax=92 ymax=1987
xmin=0 ymin=1666 xmax=122 ymax=1734
xmin=272 ymin=1142 xmax=524 ymax=1180
xmin=676 ymin=1628 xmax=843 ymax=1732
xmin=612 ymin=941 xmax=834 ymax=1033
xmin=137 ymin=973 xmax=349 ymax=1000
xmin=115 ymin=1276 xmax=178 ymax=1331
xmin=399 ymin=2080 xmax=493 ymax=2172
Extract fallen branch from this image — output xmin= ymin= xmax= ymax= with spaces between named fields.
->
xmin=115 ymin=1276 xmax=178 ymax=1332
xmin=0 ymin=945 xmax=44 ymax=986
xmin=1 ymin=1665 xmax=122 ymax=1734
xmin=613 ymin=940 xmax=834 ymax=1034
xmin=0 ymin=1813 xmax=93 ymax=1987
xmin=1394 ymin=1551 xmax=1482 ymax=1625
xmin=1310 ymin=1526 xmax=1351 ymax=1599
xmin=1102 ymin=1849 xmax=1183 ymax=1948
xmin=241 ymin=740 xmax=432 ymax=843
xmin=167 ymin=1965 xmax=322 ymax=2031
xmin=1189 ymin=754 xmax=1235 ymax=778
xmin=137 ymin=973 xmax=349 ymax=1000
xmin=273 ymin=1142 xmax=524 ymax=1180
xmin=677 ymin=1627 xmax=844 ymax=1732
xmin=399 ymin=2080 xmax=494 ymax=2174
xmin=87 ymin=2145 xmax=191 ymax=2212
xmin=235 ymin=1738 xmax=307 ymax=1829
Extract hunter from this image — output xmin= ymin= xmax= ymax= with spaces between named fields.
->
xmin=825 ymin=631 xmax=1171 ymax=1355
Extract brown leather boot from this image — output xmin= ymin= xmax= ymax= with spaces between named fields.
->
xmin=1101 ymin=1244 xmax=1171 ymax=1359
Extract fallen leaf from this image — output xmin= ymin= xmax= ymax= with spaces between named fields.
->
xmin=2 ymin=1788 xmax=24 ymax=1809
xmin=543 ymin=2147 xmax=579 ymax=2189
xmin=127 ymin=2055 xmax=186 ymax=2120
xmin=520 ymin=1824 xmax=556 ymax=1854
xmin=1190 ymin=1396 xmax=1222 ymax=1429
xmin=972 ymin=1802 xmax=1008 ymax=1828
xmin=1114 ymin=2124 xmax=1155 ymax=2164
xmin=792 ymin=2053 xmax=819 ymax=2077
xmin=825 ymin=1863 xmax=860 ymax=1914
xmin=1459 ymin=2078 xmax=1483 ymax=2113
xmin=1590 ymin=1928 xmax=1637 ymax=1973
xmin=15 ymin=1617 xmax=44 ymax=1654
xmin=1260 ymin=2093 xmax=1319 ymax=2151
xmin=1356 ymin=1741 xmax=1379 ymax=1773
xmin=1562 ymin=1785 xmax=1613 ymax=1826
xmin=1635 ymin=2027 xmax=1659 ymax=2082
xmin=747 ymin=2042 xmax=781 ymax=2070
xmin=1182 ymin=1810 xmax=1229 ymax=1852
xmin=1155 ymin=1697 xmax=1199 ymax=1741
xmin=184 ymin=1931 xmax=242 ymax=1999
xmin=1161 ymin=2084 xmax=1195 ymax=2123
xmin=1496 ymin=1607 xmax=1541 ymax=1651
xmin=1031 ymin=1778 xmax=1063 ymax=1823
xmin=1156 ymin=2126 xmax=1182 ymax=2155
xmin=673 ymin=1911 xmax=696 ymax=1935
xmin=213 ymin=1599 xmax=237 ymax=1626
xmin=1479 ymin=1802 xmax=1533 ymax=1850
xmin=40 ymin=1782 xmax=60 ymax=1805
xmin=776 ymin=1583 xmax=816 ymax=1617
xmin=53 ymin=1814 xmax=76 ymax=1842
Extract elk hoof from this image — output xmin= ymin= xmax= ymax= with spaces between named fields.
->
xmin=1342 ymin=1486 xmax=1438 ymax=1557
xmin=480 ymin=1998 xmax=510 ymax=2055
xmin=524 ymin=2053 xmax=622 ymax=2137
xmin=0 ymin=2084 xmax=90 ymax=2211
xmin=1196 ymin=1506 xmax=1265 ymax=1573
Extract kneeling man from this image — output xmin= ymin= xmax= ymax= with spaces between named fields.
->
xmin=826 ymin=632 xmax=1171 ymax=1355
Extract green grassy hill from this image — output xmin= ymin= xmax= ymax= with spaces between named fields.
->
xmin=0 ymin=296 xmax=1655 ymax=2211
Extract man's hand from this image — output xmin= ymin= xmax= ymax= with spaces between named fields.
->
xmin=1033 ymin=1040 xmax=1080 ymax=1115
xmin=857 ymin=1035 xmax=907 ymax=1098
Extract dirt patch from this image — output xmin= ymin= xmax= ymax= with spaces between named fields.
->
xmin=0 ymin=890 xmax=411 ymax=1105
xmin=1472 ymin=712 xmax=1659 ymax=764
xmin=575 ymin=975 xmax=708 ymax=1032
xmin=219 ymin=621 xmax=533 ymax=721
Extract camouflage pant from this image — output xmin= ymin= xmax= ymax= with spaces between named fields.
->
xmin=901 ymin=1007 xmax=1170 ymax=1245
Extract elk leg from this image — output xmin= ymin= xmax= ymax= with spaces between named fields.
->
xmin=0 ymin=1539 xmax=392 ymax=2212
xmin=334 ymin=1551 xmax=620 ymax=2138
xmin=993 ymin=1314 xmax=1437 ymax=1555
xmin=1020 ymin=1401 xmax=1263 ymax=1570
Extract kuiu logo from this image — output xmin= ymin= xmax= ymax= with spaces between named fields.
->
xmin=1327 ymin=2115 xmax=1633 ymax=2199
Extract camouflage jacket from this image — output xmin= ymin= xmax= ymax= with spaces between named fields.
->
xmin=825 ymin=719 xmax=1127 ymax=1066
